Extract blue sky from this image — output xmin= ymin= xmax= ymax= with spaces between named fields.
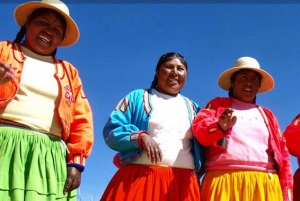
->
xmin=1 ymin=1 xmax=300 ymax=200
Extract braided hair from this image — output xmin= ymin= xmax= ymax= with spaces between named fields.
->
xmin=150 ymin=52 xmax=187 ymax=88
xmin=13 ymin=8 xmax=66 ymax=57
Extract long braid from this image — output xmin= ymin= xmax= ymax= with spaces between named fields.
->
xmin=150 ymin=75 xmax=158 ymax=88
xmin=14 ymin=26 xmax=26 ymax=44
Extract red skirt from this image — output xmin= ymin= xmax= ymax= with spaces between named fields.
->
xmin=100 ymin=164 xmax=200 ymax=201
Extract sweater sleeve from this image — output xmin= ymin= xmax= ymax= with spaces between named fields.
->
xmin=64 ymin=64 xmax=94 ymax=171
xmin=103 ymin=90 xmax=144 ymax=152
xmin=266 ymin=109 xmax=293 ymax=201
xmin=192 ymin=97 xmax=229 ymax=146
xmin=283 ymin=113 xmax=300 ymax=159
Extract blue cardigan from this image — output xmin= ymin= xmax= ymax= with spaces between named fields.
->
xmin=103 ymin=88 xmax=205 ymax=176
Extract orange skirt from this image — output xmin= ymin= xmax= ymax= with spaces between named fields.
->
xmin=100 ymin=164 xmax=200 ymax=201
xmin=201 ymin=170 xmax=283 ymax=201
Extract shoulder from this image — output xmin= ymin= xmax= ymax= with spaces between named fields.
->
xmin=122 ymin=89 xmax=150 ymax=102
xmin=127 ymin=89 xmax=148 ymax=96
xmin=204 ymin=97 xmax=230 ymax=108
xmin=259 ymin=106 xmax=274 ymax=116
xmin=0 ymin=40 xmax=14 ymax=49
xmin=180 ymin=94 xmax=198 ymax=106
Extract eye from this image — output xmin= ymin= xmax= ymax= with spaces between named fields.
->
xmin=178 ymin=67 xmax=185 ymax=71
xmin=252 ymin=77 xmax=259 ymax=83
xmin=239 ymin=76 xmax=246 ymax=81
xmin=53 ymin=27 xmax=63 ymax=36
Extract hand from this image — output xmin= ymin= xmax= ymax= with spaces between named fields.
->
xmin=218 ymin=108 xmax=237 ymax=132
xmin=0 ymin=61 xmax=14 ymax=84
xmin=140 ymin=133 xmax=163 ymax=164
xmin=63 ymin=166 xmax=81 ymax=194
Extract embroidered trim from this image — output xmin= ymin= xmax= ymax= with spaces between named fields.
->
xmin=143 ymin=90 xmax=152 ymax=115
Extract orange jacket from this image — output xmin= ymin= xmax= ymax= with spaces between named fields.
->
xmin=0 ymin=40 xmax=93 ymax=170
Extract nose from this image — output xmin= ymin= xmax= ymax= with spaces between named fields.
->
xmin=43 ymin=27 xmax=53 ymax=35
xmin=244 ymin=79 xmax=253 ymax=86
xmin=171 ymin=68 xmax=178 ymax=76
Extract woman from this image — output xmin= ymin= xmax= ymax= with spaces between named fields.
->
xmin=101 ymin=52 xmax=204 ymax=201
xmin=192 ymin=57 xmax=293 ymax=201
xmin=0 ymin=0 xmax=93 ymax=200
xmin=283 ymin=114 xmax=300 ymax=201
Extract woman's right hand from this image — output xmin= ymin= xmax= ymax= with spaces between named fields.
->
xmin=140 ymin=133 xmax=163 ymax=164
xmin=218 ymin=107 xmax=237 ymax=132
xmin=0 ymin=62 xmax=14 ymax=84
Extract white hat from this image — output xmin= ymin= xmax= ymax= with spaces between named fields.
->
xmin=14 ymin=0 xmax=79 ymax=46
xmin=218 ymin=56 xmax=274 ymax=93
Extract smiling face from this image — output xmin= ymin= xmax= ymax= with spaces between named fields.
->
xmin=230 ymin=70 xmax=262 ymax=103
xmin=155 ymin=57 xmax=187 ymax=96
xmin=22 ymin=10 xmax=66 ymax=55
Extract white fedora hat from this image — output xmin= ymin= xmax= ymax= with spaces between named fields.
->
xmin=14 ymin=0 xmax=79 ymax=46
xmin=218 ymin=56 xmax=274 ymax=93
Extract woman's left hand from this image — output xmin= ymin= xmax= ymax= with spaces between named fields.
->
xmin=64 ymin=166 xmax=81 ymax=194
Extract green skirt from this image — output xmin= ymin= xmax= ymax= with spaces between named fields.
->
xmin=0 ymin=126 xmax=77 ymax=201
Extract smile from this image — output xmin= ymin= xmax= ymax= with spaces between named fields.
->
xmin=40 ymin=35 xmax=50 ymax=43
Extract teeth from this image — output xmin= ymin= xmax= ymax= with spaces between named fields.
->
xmin=40 ymin=35 xmax=50 ymax=43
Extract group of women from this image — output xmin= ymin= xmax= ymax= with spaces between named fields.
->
xmin=0 ymin=0 xmax=299 ymax=201
xmin=101 ymin=54 xmax=296 ymax=201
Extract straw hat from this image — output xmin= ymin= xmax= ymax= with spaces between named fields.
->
xmin=14 ymin=0 xmax=79 ymax=46
xmin=218 ymin=56 xmax=274 ymax=93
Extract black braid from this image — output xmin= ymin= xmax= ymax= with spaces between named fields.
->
xmin=150 ymin=75 xmax=158 ymax=88
xmin=14 ymin=26 xmax=26 ymax=44
xmin=51 ymin=49 xmax=57 ymax=57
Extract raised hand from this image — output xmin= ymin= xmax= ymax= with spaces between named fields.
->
xmin=0 ymin=61 xmax=15 ymax=84
xmin=218 ymin=108 xmax=237 ymax=132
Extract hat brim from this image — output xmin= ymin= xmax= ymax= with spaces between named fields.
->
xmin=217 ymin=67 xmax=275 ymax=93
xmin=14 ymin=1 xmax=79 ymax=46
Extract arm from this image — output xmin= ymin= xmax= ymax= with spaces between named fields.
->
xmin=192 ymin=98 xmax=234 ymax=146
xmin=103 ymin=90 xmax=145 ymax=152
xmin=278 ymin=126 xmax=294 ymax=201
xmin=283 ymin=113 xmax=300 ymax=158
xmin=266 ymin=109 xmax=293 ymax=201
xmin=63 ymin=67 xmax=93 ymax=193
xmin=67 ymin=81 xmax=94 ymax=171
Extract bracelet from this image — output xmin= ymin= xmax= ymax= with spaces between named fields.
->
xmin=137 ymin=130 xmax=149 ymax=150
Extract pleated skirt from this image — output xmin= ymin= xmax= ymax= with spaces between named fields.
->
xmin=201 ymin=170 xmax=283 ymax=201
xmin=0 ymin=125 xmax=77 ymax=201
xmin=100 ymin=164 xmax=200 ymax=201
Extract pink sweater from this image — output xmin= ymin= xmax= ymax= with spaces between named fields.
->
xmin=205 ymin=98 xmax=275 ymax=172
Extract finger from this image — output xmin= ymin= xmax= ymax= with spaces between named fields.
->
xmin=154 ymin=146 xmax=162 ymax=163
xmin=231 ymin=116 xmax=237 ymax=125
xmin=0 ymin=63 xmax=11 ymax=72
xmin=64 ymin=178 xmax=73 ymax=194
xmin=149 ymin=146 xmax=156 ymax=163
xmin=68 ymin=179 xmax=80 ymax=192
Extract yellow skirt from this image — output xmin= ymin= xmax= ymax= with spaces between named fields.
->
xmin=201 ymin=170 xmax=283 ymax=201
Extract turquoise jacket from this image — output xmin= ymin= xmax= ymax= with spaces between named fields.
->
xmin=103 ymin=88 xmax=205 ymax=176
